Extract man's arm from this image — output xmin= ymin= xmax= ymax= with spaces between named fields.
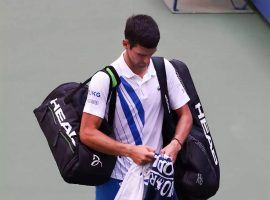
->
xmin=80 ymin=112 xmax=155 ymax=165
xmin=161 ymin=103 xmax=193 ymax=162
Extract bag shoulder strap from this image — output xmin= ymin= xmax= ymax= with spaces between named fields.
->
xmin=64 ymin=66 xmax=120 ymax=126
xmin=152 ymin=57 xmax=170 ymax=115
xmin=101 ymin=66 xmax=121 ymax=89
xmin=101 ymin=66 xmax=121 ymax=126
xmin=152 ymin=57 xmax=175 ymax=145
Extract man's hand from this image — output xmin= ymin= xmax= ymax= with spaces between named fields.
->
xmin=128 ymin=145 xmax=155 ymax=166
xmin=161 ymin=103 xmax=192 ymax=163
xmin=160 ymin=140 xmax=182 ymax=163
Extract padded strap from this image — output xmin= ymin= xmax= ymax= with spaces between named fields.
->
xmin=152 ymin=57 xmax=170 ymax=115
xmin=101 ymin=66 xmax=121 ymax=126
xmin=152 ymin=57 xmax=175 ymax=145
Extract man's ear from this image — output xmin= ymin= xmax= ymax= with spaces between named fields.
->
xmin=122 ymin=39 xmax=129 ymax=49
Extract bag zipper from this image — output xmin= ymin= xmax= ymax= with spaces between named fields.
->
xmin=59 ymin=130 xmax=75 ymax=154
xmin=48 ymin=106 xmax=57 ymax=124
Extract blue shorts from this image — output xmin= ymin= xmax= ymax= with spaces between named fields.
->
xmin=95 ymin=178 xmax=122 ymax=200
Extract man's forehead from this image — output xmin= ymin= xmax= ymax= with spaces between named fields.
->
xmin=133 ymin=45 xmax=157 ymax=55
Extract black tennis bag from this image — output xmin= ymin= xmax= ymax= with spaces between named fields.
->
xmin=33 ymin=66 xmax=120 ymax=186
xmin=152 ymin=57 xmax=220 ymax=200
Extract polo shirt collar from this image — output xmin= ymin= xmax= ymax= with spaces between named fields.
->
xmin=118 ymin=51 xmax=156 ymax=79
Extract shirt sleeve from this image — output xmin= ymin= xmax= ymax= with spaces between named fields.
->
xmin=83 ymin=71 xmax=110 ymax=118
xmin=164 ymin=58 xmax=190 ymax=110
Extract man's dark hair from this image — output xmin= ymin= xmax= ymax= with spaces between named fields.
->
xmin=124 ymin=14 xmax=160 ymax=49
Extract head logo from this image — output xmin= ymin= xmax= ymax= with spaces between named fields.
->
xmin=91 ymin=154 xmax=102 ymax=167
xmin=50 ymin=98 xmax=76 ymax=146
xmin=195 ymin=102 xmax=218 ymax=165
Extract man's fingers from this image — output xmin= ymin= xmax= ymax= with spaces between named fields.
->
xmin=160 ymin=148 xmax=165 ymax=155
xmin=144 ymin=146 xmax=155 ymax=158
xmin=131 ymin=145 xmax=157 ymax=165
xmin=146 ymin=152 xmax=155 ymax=158
xmin=146 ymin=146 xmax=155 ymax=152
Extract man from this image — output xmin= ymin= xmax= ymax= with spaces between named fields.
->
xmin=80 ymin=14 xmax=193 ymax=200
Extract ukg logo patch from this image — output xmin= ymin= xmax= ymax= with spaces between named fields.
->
xmin=90 ymin=91 xmax=101 ymax=97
